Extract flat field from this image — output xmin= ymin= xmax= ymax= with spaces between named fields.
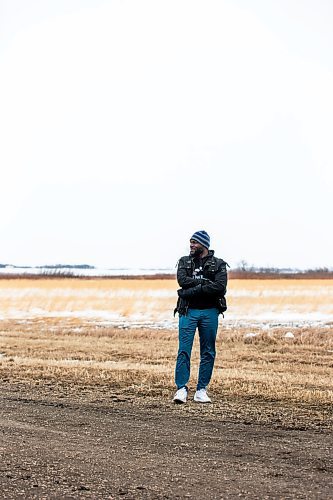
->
xmin=1 ymin=277 xmax=333 ymax=324
xmin=1 ymin=279 xmax=332 ymax=498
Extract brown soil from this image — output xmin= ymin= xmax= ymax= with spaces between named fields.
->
xmin=1 ymin=381 xmax=332 ymax=499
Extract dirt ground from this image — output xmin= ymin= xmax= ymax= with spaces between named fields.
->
xmin=1 ymin=381 xmax=332 ymax=499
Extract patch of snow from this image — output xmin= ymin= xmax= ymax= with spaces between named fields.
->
xmin=284 ymin=332 xmax=295 ymax=339
xmin=0 ymin=307 xmax=178 ymax=329
xmin=226 ymin=312 xmax=333 ymax=323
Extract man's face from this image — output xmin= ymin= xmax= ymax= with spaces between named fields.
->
xmin=190 ymin=239 xmax=206 ymax=257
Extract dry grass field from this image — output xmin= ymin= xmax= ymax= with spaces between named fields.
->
xmin=1 ymin=278 xmax=333 ymax=498
xmin=0 ymin=278 xmax=332 ymax=407
xmin=1 ymin=278 xmax=332 ymax=323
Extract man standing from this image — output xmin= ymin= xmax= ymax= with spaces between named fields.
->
xmin=173 ymin=230 xmax=228 ymax=404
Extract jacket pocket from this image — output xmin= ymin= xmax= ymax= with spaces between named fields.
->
xmin=174 ymin=297 xmax=189 ymax=317
xmin=217 ymin=296 xmax=227 ymax=313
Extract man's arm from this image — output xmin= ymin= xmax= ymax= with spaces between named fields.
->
xmin=177 ymin=261 xmax=227 ymax=298
xmin=201 ymin=263 xmax=227 ymax=295
xmin=177 ymin=257 xmax=207 ymax=289
xmin=179 ymin=262 xmax=227 ymax=296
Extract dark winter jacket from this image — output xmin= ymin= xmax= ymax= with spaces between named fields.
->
xmin=174 ymin=250 xmax=228 ymax=316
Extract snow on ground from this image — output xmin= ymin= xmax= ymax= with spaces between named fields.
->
xmin=0 ymin=308 xmax=177 ymax=329
xmin=0 ymin=307 xmax=332 ymax=330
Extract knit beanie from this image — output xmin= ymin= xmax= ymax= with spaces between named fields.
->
xmin=190 ymin=230 xmax=210 ymax=249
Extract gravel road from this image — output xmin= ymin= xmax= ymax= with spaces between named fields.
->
xmin=1 ymin=382 xmax=332 ymax=499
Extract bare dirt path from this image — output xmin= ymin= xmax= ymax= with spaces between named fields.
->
xmin=1 ymin=383 xmax=332 ymax=499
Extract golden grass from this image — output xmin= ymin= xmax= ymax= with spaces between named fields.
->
xmin=0 ymin=279 xmax=332 ymax=320
xmin=1 ymin=317 xmax=332 ymax=405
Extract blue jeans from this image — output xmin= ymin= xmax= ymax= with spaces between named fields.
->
xmin=175 ymin=308 xmax=219 ymax=390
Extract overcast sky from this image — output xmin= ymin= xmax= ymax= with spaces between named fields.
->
xmin=1 ymin=0 xmax=332 ymax=269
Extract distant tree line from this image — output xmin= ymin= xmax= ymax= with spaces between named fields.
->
xmin=230 ymin=261 xmax=333 ymax=279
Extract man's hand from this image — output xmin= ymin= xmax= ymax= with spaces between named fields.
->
xmin=177 ymin=284 xmax=202 ymax=298
xmin=200 ymin=278 xmax=213 ymax=285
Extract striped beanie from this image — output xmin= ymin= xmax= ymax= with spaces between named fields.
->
xmin=190 ymin=230 xmax=210 ymax=249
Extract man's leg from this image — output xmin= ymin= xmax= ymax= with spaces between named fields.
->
xmin=197 ymin=308 xmax=219 ymax=390
xmin=175 ymin=309 xmax=199 ymax=389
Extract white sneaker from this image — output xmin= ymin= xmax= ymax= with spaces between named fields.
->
xmin=173 ymin=387 xmax=188 ymax=404
xmin=194 ymin=389 xmax=211 ymax=403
